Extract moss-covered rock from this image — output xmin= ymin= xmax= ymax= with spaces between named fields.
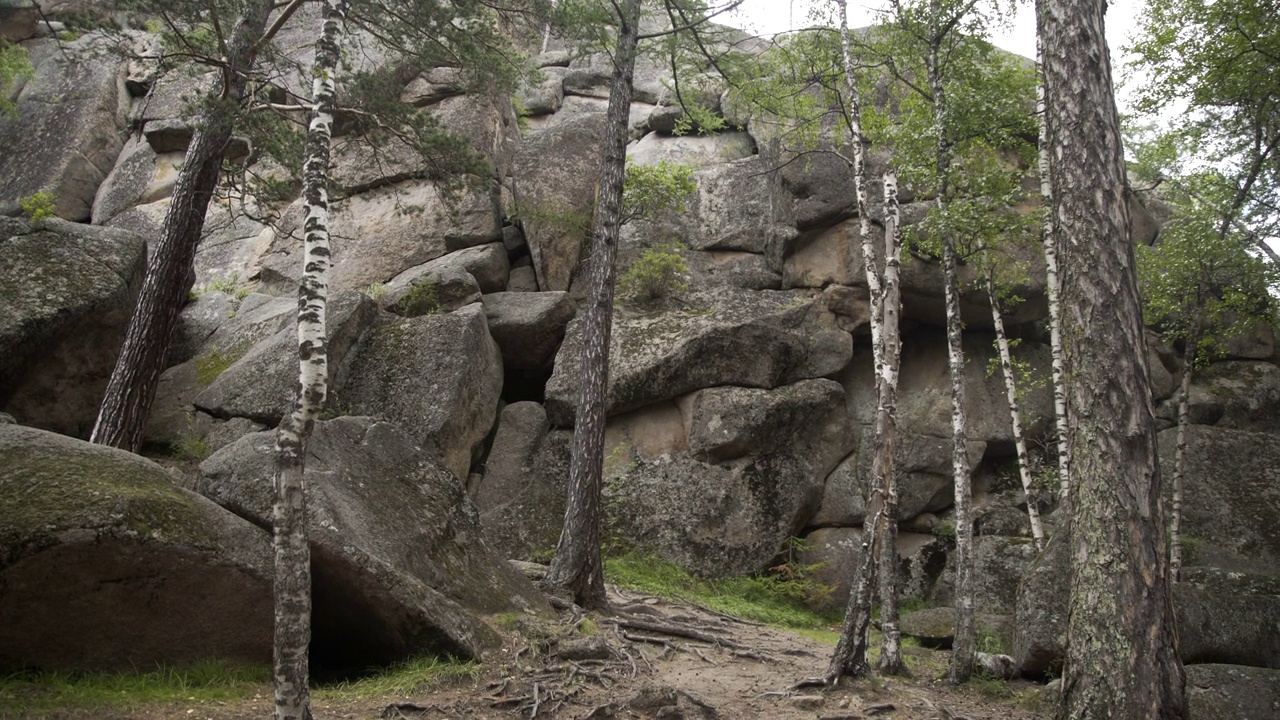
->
xmin=0 ymin=425 xmax=272 ymax=672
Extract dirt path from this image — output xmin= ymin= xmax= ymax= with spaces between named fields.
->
xmin=20 ymin=586 xmax=1049 ymax=720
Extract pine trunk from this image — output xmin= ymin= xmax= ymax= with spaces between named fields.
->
xmin=826 ymin=0 xmax=887 ymax=681
xmin=91 ymin=0 xmax=274 ymax=451
xmin=926 ymin=5 xmax=975 ymax=683
xmin=1037 ymin=40 xmax=1071 ymax=504
xmin=1040 ymin=0 xmax=1186 ymax=716
xmin=983 ymin=261 xmax=1046 ymax=552
xmin=542 ymin=0 xmax=641 ymax=610
xmin=876 ymin=169 xmax=907 ymax=676
xmin=272 ymin=3 xmax=347 ymax=718
xmin=1170 ymin=319 xmax=1200 ymax=584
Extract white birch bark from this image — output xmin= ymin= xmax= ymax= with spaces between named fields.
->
xmin=1170 ymin=316 xmax=1201 ymax=583
xmin=981 ymin=255 xmax=1046 ymax=552
xmin=272 ymin=2 xmax=347 ymax=718
xmin=1037 ymin=42 xmax=1071 ymax=505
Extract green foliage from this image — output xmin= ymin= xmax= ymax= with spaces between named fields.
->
xmin=0 ymin=660 xmax=269 ymax=711
xmin=171 ymin=434 xmax=211 ymax=461
xmin=362 ymin=282 xmax=390 ymax=301
xmin=621 ymin=160 xmax=697 ymax=225
xmin=195 ymin=343 xmax=247 ymax=386
xmin=604 ymin=549 xmax=840 ymax=630
xmin=398 ymin=278 xmax=442 ymax=316
xmin=314 ymin=655 xmax=478 ymax=699
xmin=0 ymin=39 xmax=32 ymax=118
xmin=931 ymin=520 xmax=957 ymax=541
xmin=618 ymin=244 xmax=690 ymax=303
xmin=20 ymin=191 xmax=56 ymax=221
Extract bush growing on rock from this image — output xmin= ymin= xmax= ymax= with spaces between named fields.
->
xmin=618 ymin=244 xmax=689 ymax=303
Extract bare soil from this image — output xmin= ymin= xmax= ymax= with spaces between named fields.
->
xmin=11 ymin=587 xmax=1050 ymax=720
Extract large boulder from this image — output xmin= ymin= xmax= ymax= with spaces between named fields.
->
xmin=899 ymin=607 xmax=1013 ymax=652
xmin=929 ymin=535 xmax=1040 ymax=616
xmin=1156 ymin=425 xmax=1280 ymax=570
xmin=482 ymin=291 xmax=577 ymax=371
xmin=0 ymin=425 xmax=273 ymax=672
xmin=545 ymin=286 xmax=852 ymax=426
xmin=259 ymin=181 xmax=501 ymax=294
xmin=340 ymin=304 xmax=503 ymax=480
xmin=0 ymin=218 xmax=145 ymax=437
xmin=511 ymin=112 xmax=606 ymax=291
xmin=198 ymin=418 xmax=552 ymax=666
xmin=191 ymin=291 xmax=380 ymax=426
xmin=1185 ymin=665 xmax=1280 ymax=720
xmin=1175 ymin=582 xmax=1280 ymax=669
xmin=476 ymin=418 xmax=572 ymax=563
xmin=794 ymin=527 xmax=942 ymax=614
xmin=1012 ymin=535 xmax=1068 ymax=678
xmin=1165 ymin=361 xmax=1280 ymax=433
xmin=604 ymin=380 xmax=852 ymax=578
xmin=0 ymin=34 xmax=126 ymax=221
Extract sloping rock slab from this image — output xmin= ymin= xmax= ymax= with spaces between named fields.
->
xmin=482 ymin=291 xmax=577 ymax=371
xmin=1186 ymin=664 xmax=1280 ymax=720
xmin=0 ymin=218 xmax=145 ymax=437
xmin=0 ymin=425 xmax=272 ymax=672
xmin=0 ymin=34 xmax=126 ymax=221
xmin=479 ymin=427 xmax=572 ymax=563
xmin=198 ymin=418 xmax=552 ymax=665
xmin=340 ymin=305 xmax=503 ymax=480
xmin=545 ymin=287 xmax=851 ymax=426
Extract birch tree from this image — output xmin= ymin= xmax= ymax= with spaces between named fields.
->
xmin=1039 ymin=0 xmax=1186 ymax=714
xmin=1134 ymin=166 xmax=1277 ymax=582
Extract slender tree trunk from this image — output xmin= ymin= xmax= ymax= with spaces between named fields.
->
xmin=1040 ymin=0 xmax=1186 ymax=716
xmin=542 ymin=0 xmax=641 ymax=610
xmin=91 ymin=0 xmax=274 ymax=451
xmin=272 ymin=3 xmax=347 ymax=718
xmin=825 ymin=0 xmax=888 ymax=682
xmin=982 ymin=259 xmax=1046 ymax=552
xmin=876 ymin=169 xmax=907 ymax=676
xmin=925 ymin=4 xmax=974 ymax=683
xmin=1170 ymin=316 xmax=1201 ymax=584
xmin=1037 ymin=38 xmax=1071 ymax=504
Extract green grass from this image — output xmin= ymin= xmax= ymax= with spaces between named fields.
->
xmin=0 ymin=660 xmax=269 ymax=710
xmin=315 ymin=656 xmax=478 ymax=699
xmin=604 ymin=553 xmax=841 ymax=631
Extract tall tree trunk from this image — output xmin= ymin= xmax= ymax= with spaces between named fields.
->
xmin=925 ymin=2 xmax=975 ymax=683
xmin=825 ymin=0 xmax=888 ymax=682
xmin=1037 ymin=37 xmax=1071 ymax=504
xmin=1170 ymin=314 xmax=1201 ymax=584
xmin=542 ymin=0 xmax=641 ymax=610
xmin=91 ymin=0 xmax=274 ymax=451
xmin=875 ymin=169 xmax=907 ymax=676
xmin=1039 ymin=0 xmax=1186 ymax=716
xmin=271 ymin=4 xmax=348 ymax=718
xmin=982 ymin=259 xmax=1046 ymax=552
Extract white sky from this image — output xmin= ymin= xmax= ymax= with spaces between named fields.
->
xmin=723 ymin=0 xmax=1146 ymax=111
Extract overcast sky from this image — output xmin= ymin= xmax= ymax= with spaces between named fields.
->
xmin=722 ymin=0 xmax=1146 ymax=109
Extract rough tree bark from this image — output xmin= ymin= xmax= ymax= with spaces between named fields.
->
xmin=1037 ymin=37 xmax=1071 ymax=503
xmin=1039 ymin=0 xmax=1187 ymax=716
xmin=542 ymin=0 xmax=642 ymax=610
xmin=91 ymin=0 xmax=275 ymax=451
xmin=981 ymin=258 xmax=1046 ymax=552
xmin=271 ymin=3 xmax=348 ymax=718
xmin=875 ymin=169 xmax=907 ymax=676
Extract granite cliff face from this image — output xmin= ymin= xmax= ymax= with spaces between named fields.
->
xmin=0 ymin=4 xmax=1277 ymax=699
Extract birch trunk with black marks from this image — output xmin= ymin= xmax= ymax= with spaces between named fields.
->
xmin=272 ymin=3 xmax=348 ymax=719
xmin=1037 ymin=39 xmax=1071 ymax=504
xmin=1040 ymin=0 xmax=1186 ymax=715
xmin=925 ymin=2 xmax=974 ymax=683
xmin=1170 ymin=313 xmax=1201 ymax=584
xmin=825 ymin=0 xmax=887 ymax=682
xmin=91 ymin=0 xmax=275 ymax=451
xmin=982 ymin=258 xmax=1046 ymax=552
xmin=542 ymin=0 xmax=641 ymax=610
xmin=875 ymin=169 xmax=907 ymax=676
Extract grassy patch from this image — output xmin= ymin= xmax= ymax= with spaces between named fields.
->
xmin=604 ymin=553 xmax=841 ymax=631
xmin=315 ymin=656 xmax=478 ymax=699
xmin=0 ymin=660 xmax=269 ymax=711
xmin=194 ymin=343 xmax=248 ymax=386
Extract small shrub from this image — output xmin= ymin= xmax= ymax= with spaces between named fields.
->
xmin=172 ymin=434 xmax=211 ymax=462
xmin=618 ymin=244 xmax=689 ymax=303
xmin=932 ymin=520 xmax=957 ymax=541
xmin=398 ymin=278 xmax=442 ymax=316
xmin=361 ymin=282 xmax=390 ymax=302
xmin=20 ymin=191 xmax=56 ymax=221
